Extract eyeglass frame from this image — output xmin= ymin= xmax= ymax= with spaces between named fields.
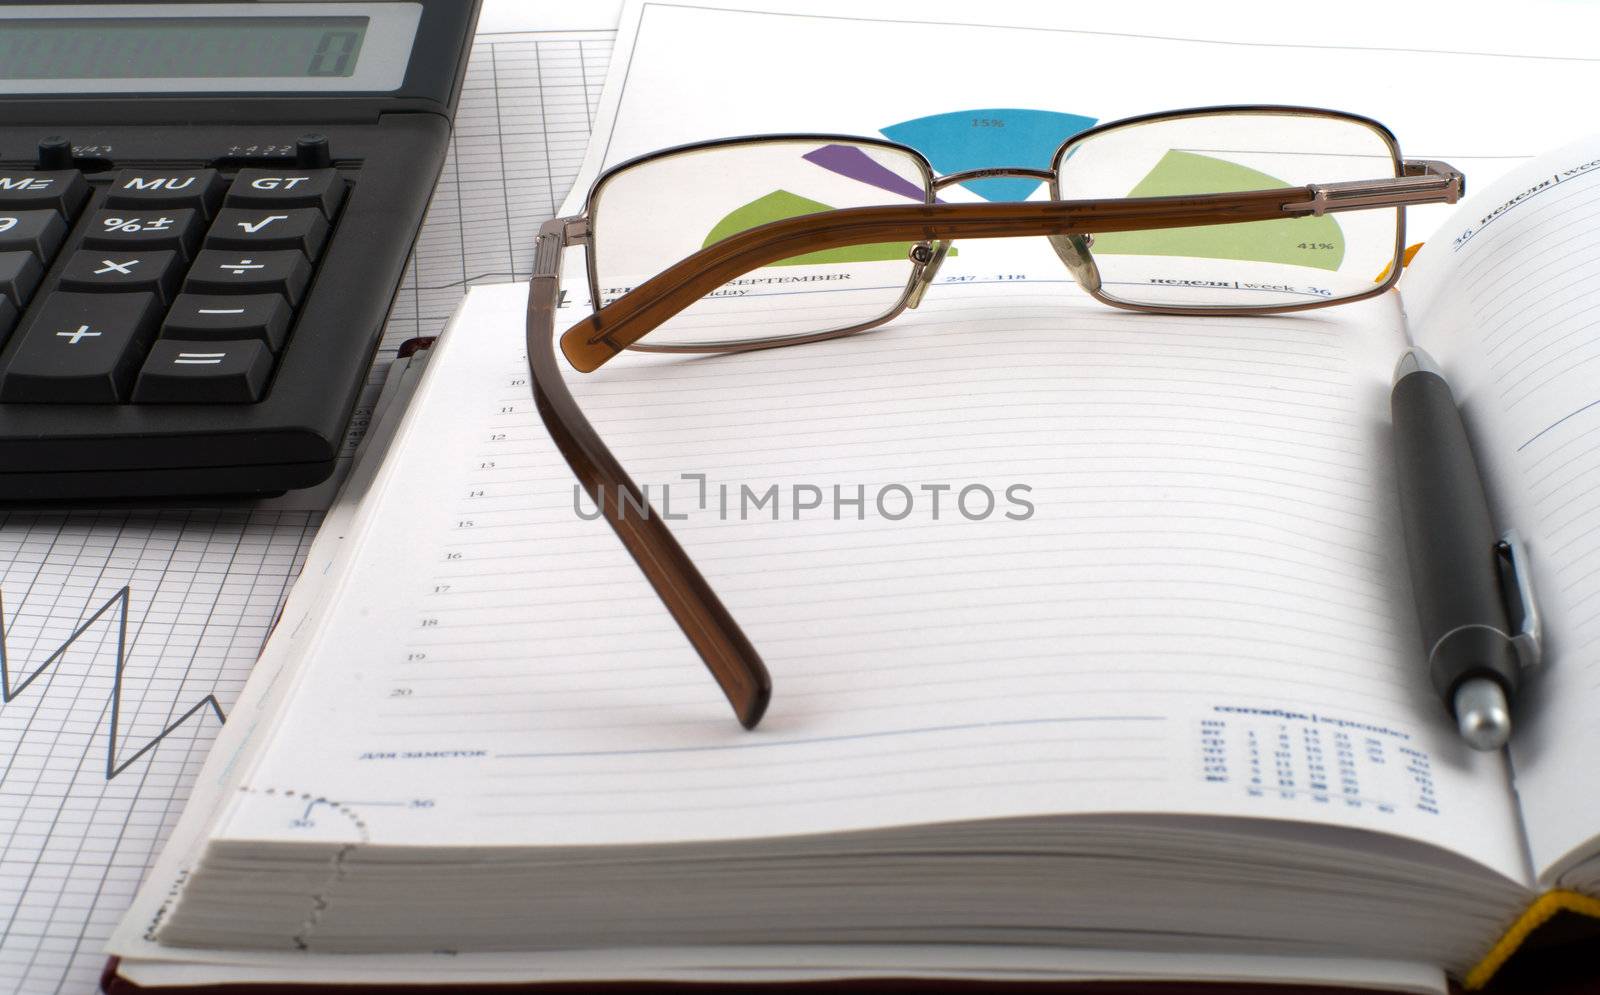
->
xmin=524 ymin=104 xmax=1465 ymax=730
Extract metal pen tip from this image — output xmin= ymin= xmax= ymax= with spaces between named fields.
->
xmin=1454 ymin=677 xmax=1512 ymax=751
xmin=1393 ymin=347 xmax=1444 ymax=385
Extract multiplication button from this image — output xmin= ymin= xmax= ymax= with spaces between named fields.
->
xmin=184 ymin=250 xmax=312 ymax=305
xmin=0 ymin=292 xmax=160 ymax=403
xmin=163 ymin=294 xmax=292 ymax=352
xmin=58 ymin=250 xmax=183 ymax=305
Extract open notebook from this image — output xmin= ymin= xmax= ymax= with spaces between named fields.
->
xmin=105 ymin=136 xmax=1600 ymax=992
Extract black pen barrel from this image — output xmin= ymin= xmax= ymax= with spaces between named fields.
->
xmin=1391 ymin=365 xmax=1520 ymax=709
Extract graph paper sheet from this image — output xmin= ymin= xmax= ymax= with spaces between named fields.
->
xmin=0 ymin=24 xmax=615 ymax=995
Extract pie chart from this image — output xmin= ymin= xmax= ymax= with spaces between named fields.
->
xmin=701 ymin=189 xmax=918 ymax=265
xmin=880 ymin=108 xmax=1098 ymax=201
xmin=1089 ymin=149 xmax=1346 ymax=271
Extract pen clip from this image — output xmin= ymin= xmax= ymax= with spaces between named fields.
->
xmin=1496 ymin=529 xmax=1542 ymax=670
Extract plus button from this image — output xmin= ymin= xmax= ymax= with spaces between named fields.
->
xmin=56 ymin=324 xmax=103 ymax=345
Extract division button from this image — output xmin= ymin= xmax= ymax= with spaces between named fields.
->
xmin=82 ymin=209 xmax=203 ymax=259
xmin=105 ymin=169 xmax=226 ymax=217
xmin=0 ymin=171 xmax=89 ymax=216
xmin=0 ymin=251 xmax=44 ymax=308
xmin=224 ymin=168 xmax=347 ymax=218
xmin=162 ymin=294 xmax=293 ymax=352
xmin=0 ymin=210 xmax=68 ymax=261
xmin=58 ymin=249 xmax=183 ymax=305
xmin=183 ymin=250 xmax=312 ymax=305
xmin=205 ymin=208 xmax=330 ymax=259
xmin=133 ymin=339 xmax=273 ymax=404
xmin=0 ymin=292 xmax=160 ymax=403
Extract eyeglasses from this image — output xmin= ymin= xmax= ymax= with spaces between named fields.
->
xmin=524 ymin=105 xmax=1463 ymax=730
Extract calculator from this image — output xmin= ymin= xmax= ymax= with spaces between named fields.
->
xmin=0 ymin=0 xmax=481 ymax=499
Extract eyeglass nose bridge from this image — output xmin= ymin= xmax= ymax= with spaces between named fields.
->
xmin=906 ymin=166 xmax=1103 ymax=305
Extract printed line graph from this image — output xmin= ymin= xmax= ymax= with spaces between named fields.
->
xmin=0 ymin=588 xmax=226 ymax=781
xmin=0 ymin=510 xmax=317 ymax=995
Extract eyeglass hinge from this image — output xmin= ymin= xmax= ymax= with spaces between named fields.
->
xmin=562 ymin=216 xmax=591 ymax=245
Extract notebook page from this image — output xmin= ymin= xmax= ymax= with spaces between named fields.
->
xmin=207 ymin=257 xmax=1528 ymax=882
xmin=1403 ymin=134 xmax=1600 ymax=884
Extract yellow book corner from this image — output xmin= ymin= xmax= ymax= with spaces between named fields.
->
xmin=1465 ymin=889 xmax=1600 ymax=989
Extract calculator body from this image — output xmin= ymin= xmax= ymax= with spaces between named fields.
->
xmin=0 ymin=1 xmax=481 ymax=499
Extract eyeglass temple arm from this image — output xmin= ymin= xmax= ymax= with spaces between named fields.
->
xmin=562 ymin=160 xmax=1464 ymax=374
xmin=527 ymin=218 xmax=773 ymax=728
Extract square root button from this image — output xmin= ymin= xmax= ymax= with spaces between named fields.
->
xmin=133 ymin=339 xmax=273 ymax=404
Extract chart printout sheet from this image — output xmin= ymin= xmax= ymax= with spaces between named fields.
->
xmin=0 ymin=24 xmax=615 ymax=995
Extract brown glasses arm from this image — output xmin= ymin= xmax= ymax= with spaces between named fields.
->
xmin=563 ymin=168 xmax=1463 ymax=373
xmin=526 ymin=218 xmax=773 ymax=728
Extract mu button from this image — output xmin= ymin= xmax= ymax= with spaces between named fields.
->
xmin=0 ymin=292 xmax=159 ymax=403
xmin=133 ymin=339 xmax=273 ymax=404
xmin=184 ymin=250 xmax=312 ymax=305
xmin=105 ymin=169 xmax=226 ymax=218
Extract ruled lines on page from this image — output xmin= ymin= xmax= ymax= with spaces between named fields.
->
xmin=1405 ymin=135 xmax=1600 ymax=885
xmin=0 ymin=28 xmax=616 ymax=995
xmin=217 ymin=276 xmax=1526 ymax=881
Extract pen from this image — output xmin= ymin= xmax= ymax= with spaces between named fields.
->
xmin=1391 ymin=348 xmax=1536 ymax=751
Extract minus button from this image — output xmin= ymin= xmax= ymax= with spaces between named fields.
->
xmin=160 ymin=293 xmax=292 ymax=352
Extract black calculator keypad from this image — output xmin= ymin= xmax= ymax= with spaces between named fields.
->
xmin=0 ymin=161 xmax=347 ymax=407
xmin=59 ymin=249 xmax=183 ymax=303
xmin=162 ymin=294 xmax=293 ymax=352
xmin=0 ymin=292 xmax=160 ymax=403
xmin=105 ymin=169 xmax=226 ymax=217
xmin=133 ymin=338 xmax=274 ymax=404
xmin=83 ymin=209 xmax=203 ymax=259
xmin=0 ymin=210 xmax=68 ymax=260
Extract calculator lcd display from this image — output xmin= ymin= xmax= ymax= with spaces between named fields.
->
xmin=0 ymin=17 xmax=370 ymax=80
